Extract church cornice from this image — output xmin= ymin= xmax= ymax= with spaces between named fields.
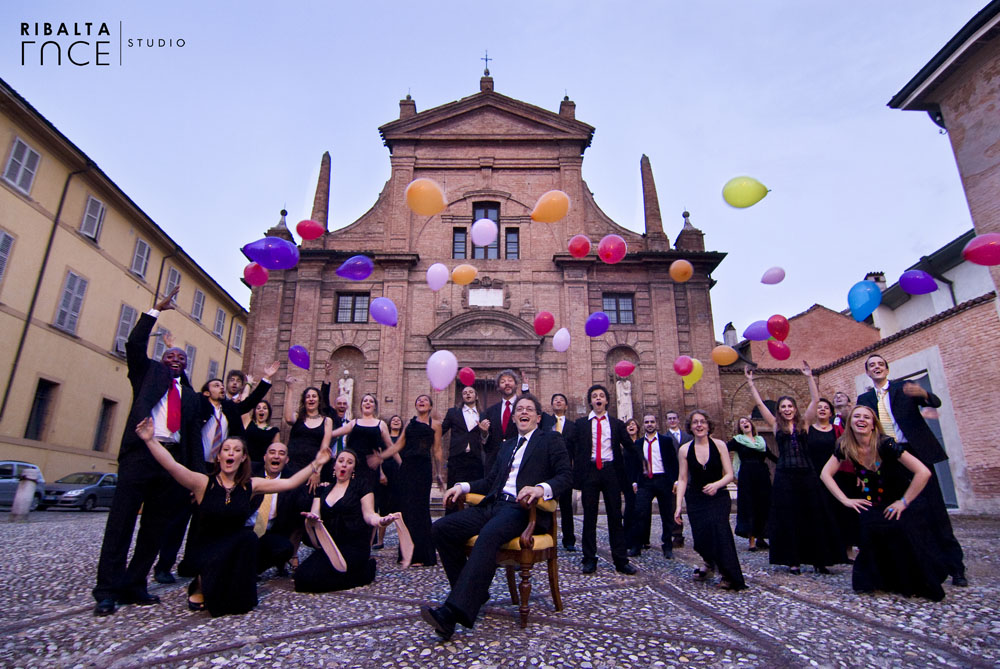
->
xmin=427 ymin=309 xmax=541 ymax=351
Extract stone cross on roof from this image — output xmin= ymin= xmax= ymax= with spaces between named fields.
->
xmin=481 ymin=50 xmax=491 ymax=76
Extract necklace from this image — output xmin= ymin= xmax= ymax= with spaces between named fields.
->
xmin=217 ymin=476 xmax=236 ymax=505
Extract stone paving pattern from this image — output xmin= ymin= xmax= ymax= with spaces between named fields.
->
xmin=1 ymin=511 xmax=998 ymax=668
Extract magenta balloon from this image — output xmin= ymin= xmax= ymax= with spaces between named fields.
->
xmin=742 ymin=320 xmax=771 ymax=341
xmin=585 ymin=312 xmax=610 ymax=337
xmin=767 ymin=340 xmax=791 ymax=361
xmin=369 ymin=297 xmax=398 ymax=326
xmin=597 ymin=235 xmax=627 ymax=264
xmin=962 ymin=232 xmax=1000 ymax=266
xmin=243 ymin=237 xmax=300 ymax=271
xmin=898 ymin=270 xmax=937 ymax=295
xmin=243 ymin=262 xmax=269 ymax=287
xmin=336 ymin=255 xmax=374 ymax=281
xmin=288 ymin=345 xmax=310 ymax=370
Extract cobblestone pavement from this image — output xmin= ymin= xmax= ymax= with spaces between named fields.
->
xmin=1 ymin=511 xmax=997 ymax=668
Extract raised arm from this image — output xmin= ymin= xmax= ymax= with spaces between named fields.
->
xmin=744 ymin=367 xmax=776 ymax=428
xmin=253 ymin=443 xmax=332 ymax=495
xmin=673 ymin=444 xmax=689 ymax=525
xmin=234 ymin=361 xmax=279 ymax=414
xmin=136 ymin=418 xmax=208 ymax=498
xmin=283 ymin=377 xmax=301 ymax=425
xmin=801 ymin=361 xmax=820 ymax=424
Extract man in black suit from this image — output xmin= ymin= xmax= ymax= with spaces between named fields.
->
xmin=421 ymin=394 xmax=571 ymax=640
xmin=482 ymin=369 xmax=520 ymax=472
xmin=92 ymin=288 xmax=206 ymax=616
xmin=663 ymin=410 xmax=691 ymax=547
xmin=857 ymin=353 xmax=968 ymax=586
xmin=248 ymin=442 xmax=296 ymax=575
xmin=570 ymin=384 xmax=637 ymax=575
xmin=542 ymin=393 xmax=578 ymax=551
xmin=629 ymin=414 xmax=679 ymax=558
xmin=441 ymin=386 xmax=489 ymax=489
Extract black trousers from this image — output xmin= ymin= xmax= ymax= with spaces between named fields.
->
xmin=631 ymin=474 xmax=675 ymax=552
xmin=559 ymin=487 xmax=576 ymax=547
xmin=156 ymin=500 xmax=194 ymax=574
xmin=446 ymin=452 xmax=484 ymax=489
xmin=432 ymin=499 xmax=530 ymax=626
xmin=623 ymin=481 xmax=637 ymax=550
xmin=923 ymin=466 xmax=965 ymax=577
xmin=256 ymin=531 xmax=294 ymax=574
xmin=580 ymin=465 xmax=627 ymax=566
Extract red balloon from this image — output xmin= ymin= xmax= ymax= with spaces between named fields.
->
xmin=767 ymin=340 xmax=791 ymax=361
xmin=673 ymin=355 xmax=694 ymax=376
xmin=597 ymin=234 xmax=627 ymax=264
xmin=243 ymin=262 xmax=269 ymax=287
xmin=533 ymin=311 xmax=555 ymax=336
xmin=458 ymin=367 xmax=476 ymax=386
xmin=962 ymin=232 xmax=1000 ymax=266
xmin=568 ymin=234 xmax=591 ymax=258
xmin=614 ymin=360 xmax=636 ymax=377
xmin=296 ymin=219 xmax=324 ymax=241
xmin=766 ymin=314 xmax=790 ymax=341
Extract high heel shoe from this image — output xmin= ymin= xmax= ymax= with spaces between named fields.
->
xmin=187 ymin=597 xmax=205 ymax=612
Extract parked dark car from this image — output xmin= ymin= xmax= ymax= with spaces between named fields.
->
xmin=40 ymin=472 xmax=117 ymax=511
xmin=0 ymin=461 xmax=45 ymax=510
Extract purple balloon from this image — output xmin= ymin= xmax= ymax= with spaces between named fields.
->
xmin=898 ymin=269 xmax=937 ymax=295
xmin=742 ymin=320 xmax=771 ymax=341
xmin=369 ymin=297 xmax=398 ymax=327
xmin=336 ymin=255 xmax=374 ymax=281
xmin=585 ymin=312 xmax=610 ymax=337
xmin=288 ymin=345 xmax=310 ymax=370
xmin=243 ymin=237 xmax=300 ymax=271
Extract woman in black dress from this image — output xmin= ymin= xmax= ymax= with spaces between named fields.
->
xmin=727 ymin=416 xmax=775 ymax=551
xmin=376 ymin=395 xmax=444 ymax=566
xmin=136 ymin=418 xmax=330 ymax=615
xmin=807 ymin=398 xmax=837 ymax=475
xmin=745 ymin=364 xmax=844 ymax=575
xmin=244 ymin=400 xmax=279 ymax=463
xmin=373 ymin=415 xmax=404 ymax=549
xmin=809 ymin=396 xmax=860 ymax=559
xmin=294 ymin=449 xmax=399 ymax=593
xmin=327 ymin=394 xmax=395 ymax=488
xmin=820 ymin=405 xmax=946 ymax=600
xmin=674 ymin=410 xmax=745 ymax=590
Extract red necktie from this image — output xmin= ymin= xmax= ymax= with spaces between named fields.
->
xmin=646 ymin=438 xmax=655 ymax=478
xmin=167 ymin=380 xmax=181 ymax=433
xmin=594 ymin=416 xmax=603 ymax=470
xmin=501 ymin=401 xmax=511 ymax=434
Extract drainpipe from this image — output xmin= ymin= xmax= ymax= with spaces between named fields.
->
xmin=0 ymin=163 xmax=93 ymax=422
xmin=918 ymin=256 xmax=957 ymax=308
xmin=222 ymin=314 xmax=234 ymax=376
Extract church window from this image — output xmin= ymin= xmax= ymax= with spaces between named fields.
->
xmin=452 ymin=228 xmax=467 ymax=259
xmin=336 ymin=293 xmax=369 ymax=323
xmin=603 ymin=293 xmax=634 ymax=325
xmin=505 ymin=228 xmax=519 ymax=259
xmin=472 ymin=202 xmax=499 ymax=259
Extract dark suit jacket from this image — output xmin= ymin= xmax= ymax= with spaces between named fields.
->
xmin=857 ymin=382 xmax=946 ymax=465
xmin=469 ymin=429 xmax=572 ymax=506
xmin=319 ymin=381 xmax=347 ymax=427
xmin=666 ymin=430 xmax=693 ymax=450
xmin=441 ymin=406 xmax=486 ymax=460
xmin=633 ymin=433 xmax=680 ymax=483
xmin=204 ymin=380 xmax=271 ymax=440
xmin=484 ymin=398 xmax=519 ymax=467
xmin=119 ymin=312 xmax=205 ymax=473
xmin=569 ymin=414 xmax=635 ymax=489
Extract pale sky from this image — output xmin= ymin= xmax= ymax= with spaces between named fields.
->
xmin=3 ymin=1 xmax=984 ymax=341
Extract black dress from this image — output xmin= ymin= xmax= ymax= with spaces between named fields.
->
xmin=376 ymin=433 xmax=402 ymax=516
xmin=728 ymin=437 xmax=774 ymax=540
xmin=245 ymin=422 xmax=279 ymax=463
xmin=287 ymin=418 xmax=331 ymax=515
xmin=347 ymin=421 xmax=383 ymax=488
xmin=189 ymin=477 xmax=258 ymax=617
xmin=685 ymin=442 xmax=745 ymax=589
xmin=768 ymin=429 xmax=845 ymax=568
xmin=835 ymin=439 xmax=947 ymax=600
xmin=399 ymin=417 xmax=436 ymax=566
xmin=810 ymin=426 xmax=861 ymax=552
xmin=294 ymin=476 xmax=377 ymax=593
xmin=806 ymin=426 xmax=837 ymax=475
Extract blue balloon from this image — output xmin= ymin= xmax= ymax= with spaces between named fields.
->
xmin=848 ymin=280 xmax=882 ymax=321
xmin=742 ymin=320 xmax=770 ymax=341
xmin=336 ymin=255 xmax=374 ymax=281
xmin=585 ymin=312 xmax=610 ymax=337
xmin=243 ymin=237 xmax=300 ymax=271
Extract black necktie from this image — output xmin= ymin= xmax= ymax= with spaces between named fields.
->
xmin=495 ymin=436 xmax=527 ymax=496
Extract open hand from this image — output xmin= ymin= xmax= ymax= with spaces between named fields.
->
xmin=801 ymin=361 xmax=813 ymax=377
xmin=379 ymin=513 xmax=399 ymax=527
xmin=135 ymin=417 xmax=155 ymax=442
xmin=884 ymin=500 xmax=907 ymax=520
xmin=155 ymin=286 xmax=179 ymax=312
xmin=300 ymin=511 xmax=320 ymax=521
xmin=843 ymin=497 xmax=872 ymax=514
xmin=263 ymin=361 xmax=280 ymax=378
xmin=743 ymin=367 xmax=754 ymax=382
xmin=902 ymin=382 xmax=927 ymax=400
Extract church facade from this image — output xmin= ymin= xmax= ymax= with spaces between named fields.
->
xmin=244 ymin=74 xmax=727 ymax=426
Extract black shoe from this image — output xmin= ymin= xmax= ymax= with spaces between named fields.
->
xmin=93 ymin=598 xmax=116 ymax=616
xmin=756 ymin=539 xmax=769 ymax=549
xmin=627 ymin=547 xmax=641 ymax=557
xmin=672 ymin=537 xmax=685 ymax=548
xmin=154 ymin=570 xmax=176 ymax=584
xmin=662 ymin=549 xmax=673 ymax=559
xmin=119 ymin=592 xmax=160 ymax=606
xmin=420 ymin=605 xmax=456 ymax=641
xmin=581 ymin=560 xmax=597 ymax=574
xmin=616 ymin=562 xmax=638 ymax=575
xmin=563 ymin=544 xmax=577 ymax=552
xmin=952 ymin=574 xmax=969 ymax=587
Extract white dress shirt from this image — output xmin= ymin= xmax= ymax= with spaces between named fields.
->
xmin=201 ymin=404 xmax=229 ymax=461
xmin=151 ymin=378 xmax=183 ymax=442
xmin=588 ymin=411 xmax=614 ymax=463
xmin=644 ymin=434 xmax=664 ymax=475
xmin=459 ymin=427 xmax=553 ymax=500
xmin=462 ymin=405 xmax=480 ymax=432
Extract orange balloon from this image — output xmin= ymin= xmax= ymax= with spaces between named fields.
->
xmin=711 ymin=345 xmax=739 ymax=366
xmin=669 ymin=259 xmax=693 ymax=282
xmin=451 ymin=264 xmax=478 ymax=285
xmin=405 ymin=178 xmax=447 ymax=216
xmin=531 ymin=190 xmax=570 ymax=223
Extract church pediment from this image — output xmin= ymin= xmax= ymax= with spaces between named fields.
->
xmin=418 ymin=107 xmax=567 ymax=137
xmin=428 ymin=310 xmax=540 ymax=351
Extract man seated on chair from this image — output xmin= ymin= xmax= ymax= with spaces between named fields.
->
xmin=423 ymin=394 xmax=572 ymax=640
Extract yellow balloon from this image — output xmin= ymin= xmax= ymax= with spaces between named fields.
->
xmin=722 ymin=177 xmax=768 ymax=208
xmin=405 ymin=178 xmax=447 ymax=216
xmin=711 ymin=345 xmax=739 ymax=366
xmin=669 ymin=259 xmax=694 ymax=283
xmin=682 ymin=358 xmax=704 ymax=390
xmin=451 ymin=264 xmax=478 ymax=285
xmin=531 ymin=190 xmax=571 ymax=223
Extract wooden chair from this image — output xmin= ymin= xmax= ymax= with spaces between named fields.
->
xmin=458 ymin=493 xmax=563 ymax=628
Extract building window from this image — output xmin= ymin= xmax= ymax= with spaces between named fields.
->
xmin=471 ymin=202 xmax=500 ymax=259
xmin=130 ymin=239 xmax=151 ymax=278
xmin=232 ymin=323 xmax=244 ymax=352
xmin=602 ymin=293 xmax=635 ymax=325
xmin=191 ymin=289 xmax=205 ymax=322
xmin=24 ymin=378 xmax=58 ymax=440
xmin=165 ymin=266 xmax=181 ymax=298
xmin=336 ymin=293 xmax=369 ymax=323
xmin=184 ymin=344 xmax=197 ymax=378
xmin=3 ymin=138 xmax=41 ymax=195
xmin=92 ymin=399 xmax=117 ymax=452
xmin=80 ymin=196 xmax=106 ymax=241
xmin=113 ymin=304 xmax=138 ymax=356
xmin=213 ymin=308 xmax=226 ymax=338
xmin=452 ymin=228 xmax=467 ymax=259
xmin=54 ymin=270 xmax=88 ymax=334
xmin=0 ymin=230 xmax=13 ymax=287
xmin=152 ymin=328 xmax=170 ymax=360
xmin=207 ymin=359 xmax=220 ymax=382
xmin=505 ymin=228 xmax=519 ymax=260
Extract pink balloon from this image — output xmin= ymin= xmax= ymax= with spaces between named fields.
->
xmin=673 ymin=355 xmax=694 ymax=376
xmin=243 ymin=262 xmax=269 ymax=287
xmin=761 ymin=266 xmax=785 ymax=284
xmin=767 ymin=340 xmax=791 ymax=361
xmin=296 ymin=219 xmax=324 ymax=241
xmin=568 ymin=234 xmax=591 ymax=258
xmin=962 ymin=232 xmax=1000 ymax=266
xmin=534 ymin=311 xmax=555 ymax=336
xmin=614 ymin=360 xmax=636 ymax=377
xmin=766 ymin=314 xmax=790 ymax=341
xmin=597 ymin=235 xmax=627 ymax=264
xmin=458 ymin=367 xmax=475 ymax=386
xmin=426 ymin=350 xmax=458 ymax=390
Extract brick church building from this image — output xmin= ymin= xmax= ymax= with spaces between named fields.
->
xmin=243 ymin=73 xmax=727 ymax=426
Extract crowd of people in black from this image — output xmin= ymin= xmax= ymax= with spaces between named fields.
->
xmin=91 ymin=290 xmax=968 ymax=636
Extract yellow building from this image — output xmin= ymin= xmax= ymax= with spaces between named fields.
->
xmin=0 ymin=77 xmax=247 ymax=481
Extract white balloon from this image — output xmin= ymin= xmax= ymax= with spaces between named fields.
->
xmin=470 ymin=218 xmax=498 ymax=247
xmin=426 ymin=263 xmax=449 ymax=291
xmin=426 ymin=350 xmax=458 ymax=390
xmin=552 ymin=328 xmax=571 ymax=352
